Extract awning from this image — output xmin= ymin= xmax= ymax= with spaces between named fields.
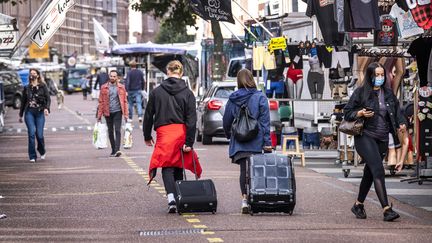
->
xmin=111 ymin=42 xmax=187 ymax=55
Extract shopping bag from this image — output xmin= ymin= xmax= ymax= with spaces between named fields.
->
xmin=123 ymin=122 xmax=133 ymax=149
xmin=91 ymin=88 xmax=100 ymax=100
xmin=93 ymin=122 xmax=108 ymax=149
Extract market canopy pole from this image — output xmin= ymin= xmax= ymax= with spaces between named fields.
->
xmin=233 ymin=15 xmax=258 ymax=40
xmin=231 ymin=0 xmax=274 ymax=38
xmin=220 ymin=21 xmax=246 ymax=46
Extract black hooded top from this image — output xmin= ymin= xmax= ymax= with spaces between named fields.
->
xmin=143 ymin=77 xmax=197 ymax=147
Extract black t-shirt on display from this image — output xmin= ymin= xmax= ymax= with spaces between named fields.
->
xmin=317 ymin=45 xmax=333 ymax=68
xmin=287 ymin=45 xmax=303 ymax=69
xmin=349 ymin=0 xmax=381 ymax=30
xmin=374 ymin=15 xmax=398 ymax=46
xmin=408 ymin=37 xmax=432 ymax=87
xmin=306 ymin=0 xmax=341 ymax=45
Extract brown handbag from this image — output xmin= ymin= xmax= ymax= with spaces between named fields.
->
xmin=339 ymin=118 xmax=364 ymax=136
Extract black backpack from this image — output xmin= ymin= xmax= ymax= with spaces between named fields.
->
xmin=231 ymin=97 xmax=259 ymax=142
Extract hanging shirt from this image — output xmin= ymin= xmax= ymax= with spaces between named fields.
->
xmin=374 ymin=15 xmax=399 ymax=46
xmin=306 ymin=0 xmax=342 ymax=45
xmin=408 ymin=36 xmax=432 ymax=87
xmin=349 ymin=0 xmax=381 ymax=30
xmin=406 ymin=0 xmax=432 ymax=29
xmin=390 ymin=4 xmax=424 ymax=38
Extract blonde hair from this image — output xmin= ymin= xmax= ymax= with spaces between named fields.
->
xmin=166 ymin=60 xmax=183 ymax=75
xmin=237 ymin=69 xmax=256 ymax=89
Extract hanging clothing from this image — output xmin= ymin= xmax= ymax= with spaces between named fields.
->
xmin=348 ymin=0 xmax=381 ymax=30
xmin=263 ymin=48 xmax=276 ymax=70
xmin=407 ymin=0 xmax=432 ymax=29
xmin=287 ymin=45 xmax=303 ymax=69
xmin=390 ymin=4 xmax=424 ymax=38
xmin=306 ymin=0 xmax=343 ymax=45
xmin=331 ymin=50 xmax=350 ymax=69
xmin=253 ymin=45 xmax=265 ymax=71
xmin=408 ymin=36 xmax=432 ymax=86
xmin=374 ymin=15 xmax=399 ymax=46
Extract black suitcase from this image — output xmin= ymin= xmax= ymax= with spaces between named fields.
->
xmin=175 ymin=150 xmax=217 ymax=214
xmin=247 ymin=153 xmax=296 ymax=215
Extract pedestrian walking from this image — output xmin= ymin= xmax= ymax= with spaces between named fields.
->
xmin=97 ymin=70 xmax=128 ymax=157
xmin=344 ymin=62 xmax=406 ymax=222
xmin=222 ymin=69 xmax=272 ymax=214
xmin=18 ymin=68 xmax=51 ymax=162
xmin=80 ymin=75 xmax=89 ymax=100
xmin=125 ymin=60 xmax=145 ymax=122
xmin=143 ymin=60 xmax=201 ymax=214
xmin=93 ymin=67 xmax=109 ymax=90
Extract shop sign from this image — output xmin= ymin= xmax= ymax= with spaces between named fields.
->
xmin=29 ymin=0 xmax=75 ymax=48
xmin=29 ymin=43 xmax=49 ymax=59
xmin=0 ymin=30 xmax=17 ymax=50
xmin=268 ymin=37 xmax=287 ymax=53
xmin=189 ymin=0 xmax=235 ymax=24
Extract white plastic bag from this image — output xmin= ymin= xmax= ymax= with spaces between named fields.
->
xmin=91 ymin=88 xmax=100 ymax=100
xmin=123 ymin=122 xmax=133 ymax=149
xmin=93 ymin=122 xmax=108 ymax=149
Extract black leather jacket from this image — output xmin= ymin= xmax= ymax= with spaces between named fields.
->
xmin=19 ymin=83 xmax=51 ymax=117
xmin=344 ymin=87 xmax=406 ymax=147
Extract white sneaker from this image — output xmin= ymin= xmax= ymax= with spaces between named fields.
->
xmin=138 ymin=117 xmax=143 ymax=123
xmin=41 ymin=154 xmax=46 ymax=160
xmin=29 ymin=159 xmax=36 ymax=163
xmin=241 ymin=199 xmax=249 ymax=214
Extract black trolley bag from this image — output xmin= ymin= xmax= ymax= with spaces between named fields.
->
xmin=175 ymin=150 xmax=218 ymax=214
xmin=247 ymin=153 xmax=296 ymax=215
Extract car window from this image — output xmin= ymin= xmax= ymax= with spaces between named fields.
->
xmin=214 ymin=87 xmax=235 ymax=99
xmin=227 ymin=60 xmax=245 ymax=78
xmin=0 ymin=73 xmax=12 ymax=86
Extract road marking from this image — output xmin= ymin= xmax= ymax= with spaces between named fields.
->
xmin=120 ymin=154 xmax=223 ymax=242
xmin=63 ymin=105 xmax=91 ymax=125
xmin=17 ymin=128 xmax=22 ymax=133
xmin=338 ymin=178 xmax=405 ymax=183
xmin=309 ymin=168 xmax=363 ymax=173
xmin=193 ymin=225 xmax=208 ymax=229
xmin=421 ymin=207 xmax=432 ymax=211
xmin=87 ymin=126 xmax=92 ymax=131
xmin=207 ymin=238 xmax=224 ymax=242
xmin=48 ymin=191 xmax=119 ymax=196
xmin=186 ymin=219 xmax=201 ymax=223
xmin=385 ymin=189 xmax=432 ymax=196
xmin=52 ymin=128 xmax=57 ymax=132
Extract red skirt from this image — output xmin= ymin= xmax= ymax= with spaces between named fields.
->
xmin=148 ymin=124 xmax=202 ymax=184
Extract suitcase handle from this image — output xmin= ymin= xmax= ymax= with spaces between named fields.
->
xmin=180 ymin=148 xmax=198 ymax=181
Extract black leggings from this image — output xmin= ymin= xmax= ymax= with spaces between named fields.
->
xmin=162 ymin=167 xmax=184 ymax=197
xmin=355 ymin=134 xmax=389 ymax=208
xmin=239 ymin=158 xmax=248 ymax=195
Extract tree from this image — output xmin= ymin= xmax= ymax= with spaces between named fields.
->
xmin=155 ymin=22 xmax=194 ymax=44
xmin=132 ymin=0 xmax=225 ymax=81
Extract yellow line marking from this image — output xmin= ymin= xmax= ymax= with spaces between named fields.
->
xmin=158 ymin=190 xmax=166 ymax=194
xmin=186 ymin=219 xmax=200 ymax=223
xmin=207 ymin=238 xmax=224 ymax=242
xmin=154 ymin=186 xmax=165 ymax=190
xmin=181 ymin=214 xmax=196 ymax=217
xmin=193 ymin=225 xmax=208 ymax=229
xmin=201 ymin=231 xmax=215 ymax=235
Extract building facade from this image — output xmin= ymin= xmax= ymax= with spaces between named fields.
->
xmin=0 ymin=0 xmax=129 ymax=56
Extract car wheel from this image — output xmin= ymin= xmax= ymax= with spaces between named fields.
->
xmin=12 ymin=95 xmax=22 ymax=109
xmin=202 ymin=134 xmax=212 ymax=145
xmin=196 ymin=129 xmax=202 ymax=142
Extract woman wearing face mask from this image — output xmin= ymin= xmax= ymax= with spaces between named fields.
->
xmin=19 ymin=68 xmax=51 ymax=162
xmin=344 ymin=62 xmax=406 ymax=222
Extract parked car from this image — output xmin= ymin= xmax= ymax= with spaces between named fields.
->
xmin=196 ymin=81 xmax=281 ymax=145
xmin=0 ymin=71 xmax=24 ymax=109
xmin=0 ymin=78 xmax=5 ymax=133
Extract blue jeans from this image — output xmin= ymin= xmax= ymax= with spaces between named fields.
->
xmin=127 ymin=90 xmax=143 ymax=119
xmin=302 ymin=132 xmax=320 ymax=149
xmin=24 ymin=110 xmax=46 ymax=160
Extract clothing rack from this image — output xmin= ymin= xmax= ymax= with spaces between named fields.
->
xmin=357 ymin=48 xmax=409 ymax=58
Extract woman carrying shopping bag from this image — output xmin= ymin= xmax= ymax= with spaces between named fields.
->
xmin=222 ymin=69 xmax=272 ymax=214
xmin=344 ymin=62 xmax=406 ymax=222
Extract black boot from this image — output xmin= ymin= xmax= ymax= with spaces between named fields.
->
xmin=351 ymin=203 xmax=367 ymax=219
xmin=383 ymin=205 xmax=400 ymax=222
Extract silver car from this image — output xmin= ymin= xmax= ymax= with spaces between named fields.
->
xmin=196 ymin=82 xmax=281 ymax=145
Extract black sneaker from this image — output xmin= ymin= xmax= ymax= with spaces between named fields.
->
xmin=351 ymin=203 xmax=367 ymax=219
xmin=115 ymin=151 xmax=122 ymax=157
xmin=383 ymin=206 xmax=400 ymax=222
xmin=168 ymin=205 xmax=177 ymax=214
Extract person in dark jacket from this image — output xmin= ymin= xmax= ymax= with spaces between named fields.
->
xmin=125 ymin=60 xmax=145 ymax=122
xmin=143 ymin=60 xmax=202 ymax=213
xmin=19 ymin=68 xmax=51 ymax=162
xmin=93 ymin=67 xmax=109 ymax=90
xmin=223 ymin=69 xmax=272 ymax=214
xmin=344 ymin=62 xmax=406 ymax=222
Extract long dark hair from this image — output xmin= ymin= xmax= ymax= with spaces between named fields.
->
xmin=360 ymin=62 xmax=386 ymax=104
xmin=29 ymin=68 xmax=45 ymax=85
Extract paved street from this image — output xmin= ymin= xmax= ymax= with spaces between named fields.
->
xmin=0 ymin=94 xmax=431 ymax=242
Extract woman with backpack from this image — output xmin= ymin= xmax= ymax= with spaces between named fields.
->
xmin=223 ymin=69 xmax=272 ymax=214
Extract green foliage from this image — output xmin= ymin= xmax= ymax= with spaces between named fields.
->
xmin=155 ymin=22 xmax=195 ymax=44
xmin=0 ymin=0 xmax=25 ymax=5
xmin=131 ymin=0 xmax=197 ymax=31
